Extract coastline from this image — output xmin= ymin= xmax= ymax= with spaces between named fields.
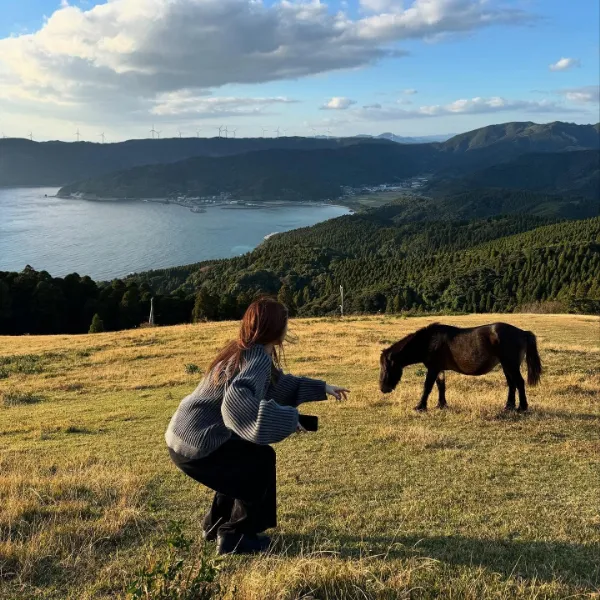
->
xmin=57 ymin=193 xmax=351 ymax=211
xmin=2 ymin=187 xmax=350 ymax=280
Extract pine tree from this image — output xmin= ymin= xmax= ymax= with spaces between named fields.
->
xmin=89 ymin=313 xmax=105 ymax=333
xmin=277 ymin=284 xmax=297 ymax=316
xmin=192 ymin=288 xmax=219 ymax=322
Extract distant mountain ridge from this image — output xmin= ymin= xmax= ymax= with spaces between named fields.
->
xmin=2 ymin=121 xmax=598 ymax=189
xmin=355 ymin=133 xmax=454 ymax=143
xmin=438 ymin=121 xmax=599 ymax=172
xmin=0 ymin=136 xmax=390 ymax=188
xmin=57 ymin=121 xmax=599 ymax=201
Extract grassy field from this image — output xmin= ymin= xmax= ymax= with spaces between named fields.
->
xmin=0 ymin=314 xmax=599 ymax=599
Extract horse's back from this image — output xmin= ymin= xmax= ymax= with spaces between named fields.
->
xmin=438 ymin=323 xmax=526 ymax=375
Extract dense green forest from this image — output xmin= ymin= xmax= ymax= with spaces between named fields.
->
xmin=3 ymin=206 xmax=596 ymax=334
xmin=157 ymin=213 xmax=600 ymax=318
xmin=431 ymin=150 xmax=599 ymax=200
xmin=0 ymin=268 xmax=193 ymax=336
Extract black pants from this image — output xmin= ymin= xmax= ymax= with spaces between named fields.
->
xmin=169 ymin=439 xmax=277 ymax=537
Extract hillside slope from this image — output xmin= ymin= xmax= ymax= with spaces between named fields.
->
xmin=0 ymin=136 xmax=387 ymax=187
xmin=1 ymin=314 xmax=598 ymax=599
xmin=439 ymin=121 xmax=599 ymax=169
xmin=431 ymin=150 xmax=600 ymax=200
xmin=132 ymin=214 xmax=600 ymax=318
xmin=57 ymin=143 xmax=437 ymax=200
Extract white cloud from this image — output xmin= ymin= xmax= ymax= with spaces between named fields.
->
xmin=357 ymin=95 xmax=579 ymax=120
xmin=558 ymin=86 xmax=599 ymax=104
xmin=363 ymin=103 xmax=382 ymax=109
xmin=322 ymin=97 xmax=357 ymax=110
xmin=151 ymin=93 xmax=298 ymax=117
xmin=360 ymin=0 xmax=400 ymax=13
xmin=549 ymin=57 xmax=581 ymax=72
xmin=0 ymin=0 xmax=534 ymax=125
xmin=403 ymin=88 xmax=418 ymax=95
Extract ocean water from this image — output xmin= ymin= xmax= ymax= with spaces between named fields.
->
xmin=0 ymin=188 xmax=349 ymax=280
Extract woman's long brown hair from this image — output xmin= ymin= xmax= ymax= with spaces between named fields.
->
xmin=208 ymin=297 xmax=288 ymax=382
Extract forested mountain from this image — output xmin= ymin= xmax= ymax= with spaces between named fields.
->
xmin=3 ymin=121 xmax=598 ymax=188
xmin=57 ymin=143 xmax=438 ymax=200
xmin=136 ymin=213 xmax=599 ymax=317
xmin=370 ymin=188 xmax=598 ymax=222
xmin=0 ymin=136 xmax=386 ymax=187
xmin=439 ymin=121 xmax=599 ymax=166
xmin=431 ymin=150 xmax=600 ymax=200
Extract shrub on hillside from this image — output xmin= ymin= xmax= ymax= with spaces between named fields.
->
xmin=89 ymin=314 xmax=105 ymax=333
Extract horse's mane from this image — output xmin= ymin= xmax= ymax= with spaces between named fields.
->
xmin=385 ymin=322 xmax=441 ymax=356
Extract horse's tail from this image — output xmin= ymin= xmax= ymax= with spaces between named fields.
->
xmin=525 ymin=331 xmax=542 ymax=386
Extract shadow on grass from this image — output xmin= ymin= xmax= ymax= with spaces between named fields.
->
xmin=273 ymin=532 xmax=600 ymax=588
xmin=529 ymin=408 xmax=600 ymax=422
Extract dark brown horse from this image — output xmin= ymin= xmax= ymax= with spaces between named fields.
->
xmin=379 ymin=322 xmax=542 ymax=411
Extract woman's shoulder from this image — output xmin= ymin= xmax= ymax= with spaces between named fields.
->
xmin=241 ymin=344 xmax=270 ymax=364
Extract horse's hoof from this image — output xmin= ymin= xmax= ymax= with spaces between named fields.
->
xmin=437 ymin=403 xmax=448 ymax=410
xmin=414 ymin=405 xmax=427 ymax=412
xmin=503 ymin=405 xmax=516 ymax=412
xmin=517 ymin=406 xmax=528 ymax=413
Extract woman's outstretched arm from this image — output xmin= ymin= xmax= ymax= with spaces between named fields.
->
xmin=270 ymin=371 xmax=327 ymax=407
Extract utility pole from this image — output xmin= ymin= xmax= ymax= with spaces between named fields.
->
xmin=340 ymin=285 xmax=344 ymax=317
xmin=149 ymin=297 xmax=155 ymax=326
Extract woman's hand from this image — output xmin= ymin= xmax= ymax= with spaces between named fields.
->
xmin=326 ymin=384 xmax=350 ymax=401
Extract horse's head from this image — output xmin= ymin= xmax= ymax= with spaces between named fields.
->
xmin=379 ymin=348 xmax=403 ymax=393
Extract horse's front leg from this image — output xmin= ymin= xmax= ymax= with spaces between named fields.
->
xmin=436 ymin=372 xmax=447 ymax=409
xmin=415 ymin=369 xmax=438 ymax=412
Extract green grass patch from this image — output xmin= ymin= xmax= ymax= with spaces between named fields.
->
xmin=2 ymin=390 xmax=44 ymax=407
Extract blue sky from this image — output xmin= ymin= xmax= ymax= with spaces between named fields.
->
xmin=0 ymin=0 xmax=598 ymax=141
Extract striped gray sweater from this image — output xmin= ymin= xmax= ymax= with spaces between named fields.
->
xmin=165 ymin=344 xmax=327 ymax=458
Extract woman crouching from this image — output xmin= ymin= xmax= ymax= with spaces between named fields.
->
xmin=165 ymin=297 xmax=349 ymax=555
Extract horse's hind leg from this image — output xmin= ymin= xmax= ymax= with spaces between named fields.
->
xmin=436 ymin=372 xmax=447 ymax=409
xmin=501 ymin=362 xmax=517 ymax=411
xmin=515 ymin=372 xmax=528 ymax=412
xmin=415 ymin=369 xmax=438 ymax=412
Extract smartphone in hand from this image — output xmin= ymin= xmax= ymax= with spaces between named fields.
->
xmin=298 ymin=414 xmax=318 ymax=431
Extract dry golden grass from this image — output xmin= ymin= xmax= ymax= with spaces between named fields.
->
xmin=0 ymin=314 xmax=599 ymax=599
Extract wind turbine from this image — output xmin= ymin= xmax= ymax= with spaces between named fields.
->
xmin=28 ymin=132 xmax=33 ymax=141
xmin=196 ymin=128 xmax=201 ymax=138
xmin=217 ymin=125 xmax=223 ymax=138
xmin=261 ymin=127 xmax=269 ymax=137
xmin=98 ymin=132 xmax=106 ymax=144
xmin=178 ymin=130 xmax=183 ymax=139
xmin=75 ymin=128 xmax=81 ymax=142
xmin=274 ymin=126 xmax=281 ymax=138
xmin=150 ymin=125 xmax=158 ymax=139
xmin=311 ymin=127 xmax=317 ymax=137
xmin=156 ymin=130 xmax=161 ymax=139
xmin=231 ymin=128 xmax=238 ymax=138
xmin=224 ymin=126 xmax=229 ymax=139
